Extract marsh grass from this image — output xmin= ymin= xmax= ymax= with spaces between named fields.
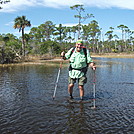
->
xmin=0 ymin=53 xmax=134 ymax=66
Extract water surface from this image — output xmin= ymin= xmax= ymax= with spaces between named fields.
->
xmin=0 ymin=58 xmax=134 ymax=134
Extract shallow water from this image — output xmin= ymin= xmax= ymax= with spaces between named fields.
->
xmin=0 ymin=58 xmax=134 ymax=134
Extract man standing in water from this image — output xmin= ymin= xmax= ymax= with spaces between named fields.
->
xmin=61 ymin=40 xmax=96 ymax=100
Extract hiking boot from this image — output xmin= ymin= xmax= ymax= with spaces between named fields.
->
xmin=70 ymin=95 xmax=74 ymax=99
xmin=80 ymin=96 xmax=84 ymax=100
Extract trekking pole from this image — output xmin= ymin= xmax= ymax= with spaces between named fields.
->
xmin=91 ymin=70 xmax=96 ymax=109
xmin=52 ymin=58 xmax=63 ymax=100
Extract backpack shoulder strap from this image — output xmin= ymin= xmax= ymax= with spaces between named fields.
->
xmin=83 ymin=47 xmax=88 ymax=66
xmin=83 ymin=47 xmax=87 ymax=56
xmin=70 ymin=47 xmax=87 ymax=57
xmin=70 ymin=47 xmax=75 ymax=57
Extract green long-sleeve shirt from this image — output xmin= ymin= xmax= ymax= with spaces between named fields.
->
xmin=65 ymin=47 xmax=93 ymax=78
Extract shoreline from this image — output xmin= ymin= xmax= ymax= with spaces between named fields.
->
xmin=91 ymin=53 xmax=134 ymax=58
xmin=0 ymin=53 xmax=134 ymax=66
xmin=24 ymin=53 xmax=134 ymax=64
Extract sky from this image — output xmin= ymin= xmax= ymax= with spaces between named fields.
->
xmin=1 ymin=0 xmax=134 ymax=39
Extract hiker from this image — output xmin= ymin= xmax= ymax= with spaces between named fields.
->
xmin=61 ymin=40 xmax=96 ymax=100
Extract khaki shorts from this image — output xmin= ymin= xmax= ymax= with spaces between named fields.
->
xmin=68 ymin=76 xmax=87 ymax=86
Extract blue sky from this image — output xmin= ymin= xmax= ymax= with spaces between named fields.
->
xmin=0 ymin=0 xmax=134 ymax=39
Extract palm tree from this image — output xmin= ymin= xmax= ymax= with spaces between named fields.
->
xmin=14 ymin=15 xmax=31 ymax=56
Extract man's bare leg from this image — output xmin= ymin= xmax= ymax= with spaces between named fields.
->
xmin=68 ymin=84 xmax=74 ymax=99
xmin=79 ymin=85 xmax=84 ymax=100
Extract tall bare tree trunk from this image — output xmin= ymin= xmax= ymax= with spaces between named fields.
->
xmin=22 ymin=28 xmax=25 ymax=56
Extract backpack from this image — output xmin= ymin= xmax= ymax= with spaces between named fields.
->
xmin=69 ymin=47 xmax=88 ymax=72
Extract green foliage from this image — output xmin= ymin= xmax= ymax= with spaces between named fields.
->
xmin=1 ymin=6 xmax=134 ymax=64
xmin=40 ymin=41 xmax=61 ymax=55
xmin=0 ymin=47 xmax=16 ymax=63
xmin=0 ymin=33 xmax=21 ymax=63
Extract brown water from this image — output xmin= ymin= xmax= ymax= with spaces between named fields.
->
xmin=0 ymin=58 xmax=134 ymax=134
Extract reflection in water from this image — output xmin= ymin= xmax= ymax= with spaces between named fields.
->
xmin=0 ymin=58 xmax=134 ymax=134
xmin=65 ymin=103 xmax=88 ymax=134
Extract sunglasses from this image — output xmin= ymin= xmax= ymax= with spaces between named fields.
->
xmin=77 ymin=44 xmax=83 ymax=46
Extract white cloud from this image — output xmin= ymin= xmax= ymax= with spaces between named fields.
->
xmin=1 ymin=0 xmax=134 ymax=13
xmin=1 ymin=0 xmax=37 ymax=12
xmin=61 ymin=23 xmax=78 ymax=27
xmin=5 ymin=21 xmax=14 ymax=26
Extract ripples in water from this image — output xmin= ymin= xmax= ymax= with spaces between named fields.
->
xmin=0 ymin=58 xmax=134 ymax=134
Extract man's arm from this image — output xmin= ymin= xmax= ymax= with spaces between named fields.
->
xmin=89 ymin=62 xmax=96 ymax=70
xmin=61 ymin=51 xmax=66 ymax=60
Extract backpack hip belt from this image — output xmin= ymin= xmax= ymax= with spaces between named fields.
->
xmin=69 ymin=65 xmax=88 ymax=73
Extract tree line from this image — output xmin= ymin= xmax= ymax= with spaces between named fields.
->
xmin=0 ymin=4 xmax=134 ymax=63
